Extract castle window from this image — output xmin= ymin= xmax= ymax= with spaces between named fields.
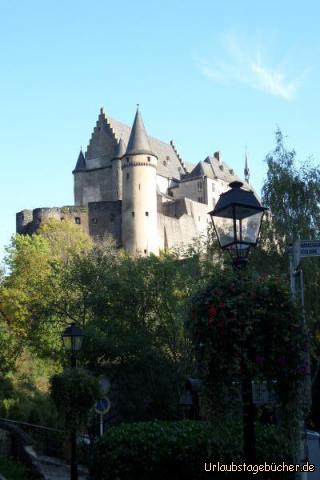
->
xmin=197 ymin=181 xmax=203 ymax=192
xmin=126 ymin=157 xmax=129 ymax=163
xmin=131 ymin=212 xmax=135 ymax=218
xmin=127 ymin=173 xmax=130 ymax=180
xmin=145 ymin=211 xmax=149 ymax=216
xmin=92 ymin=218 xmax=98 ymax=224
xmin=144 ymin=249 xmax=147 ymax=254
xmin=163 ymin=160 xmax=167 ymax=166
xmin=75 ymin=217 xmax=81 ymax=224
xmin=147 ymin=157 xmax=151 ymax=162
xmin=198 ymin=197 xmax=202 ymax=203
xmin=166 ymin=156 xmax=170 ymax=162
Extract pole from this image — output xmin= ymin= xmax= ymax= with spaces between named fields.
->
xmin=100 ymin=414 xmax=104 ymax=437
xmin=289 ymin=240 xmax=309 ymax=480
xmin=241 ymin=376 xmax=256 ymax=464
xmin=233 ymin=259 xmax=256 ymax=465
xmin=70 ymin=352 xmax=78 ymax=480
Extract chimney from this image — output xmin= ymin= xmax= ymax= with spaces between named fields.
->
xmin=214 ymin=151 xmax=221 ymax=162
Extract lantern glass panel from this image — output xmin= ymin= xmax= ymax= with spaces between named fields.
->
xmin=62 ymin=335 xmax=72 ymax=351
xmin=240 ymin=211 xmax=264 ymax=245
xmin=73 ymin=335 xmax=84 ymax=352
xmin=213 ymin=215 xmax=235 ymax=248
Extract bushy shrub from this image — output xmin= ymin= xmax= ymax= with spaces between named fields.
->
xmin=50 ymin=368 xmax=100 ymax=430
xmin=88 ymin=420 xmax=293 ymax=480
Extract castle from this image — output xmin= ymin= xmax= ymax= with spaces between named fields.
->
xmin=16 ymin=107 xmax=249 ymax=255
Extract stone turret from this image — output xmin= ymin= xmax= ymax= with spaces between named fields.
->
xmin=112 ymin=138 xmax=126 ymax=201
xmin=73 ymin=149 xmax=86 ymax=206
xmin=121 ymin=108 xmax=158 ymax=255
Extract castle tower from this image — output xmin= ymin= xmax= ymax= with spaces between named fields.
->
xmin=121 ymin=108 xmax=158 ymax=255
xmin=111 ymin=138 xmax=126 ymax=201
xmin=73 ymin=149 xmax=86 ymax=206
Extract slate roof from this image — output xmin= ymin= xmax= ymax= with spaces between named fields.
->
xmin=106 ymin=116 xmax=189 ymax=178
xmin=125 ymin=109 xmax=154 ymax=156
xmin=113 ymin=137 xmax=126 ymax=159
xmin=74 ymin=150 xmax=86 ymax=171
xmin=185 ymin=155 xmax=242 ymax=184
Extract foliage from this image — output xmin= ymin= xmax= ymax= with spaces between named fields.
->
xmin=188 ymin=269 xmax=306 ymax=445
xmin=0 ymin=457 xmax=27 ymax=480
xmin=1 ymin=222 xmax=211 ymax=422
xmin=0 ymin=220 xmax=93 ymax=359
xmin=257 ymin=128 xmax=320 ymax=428
xmin=88 ymin=420 xmax=293 ymax=480
xmin=0 ymin=350 xmax=61 ymax=427
xmin=74 ymin=244 xmax=209 ymax=421
xmin=50 ymin=368 xmax=100 ymax=430
xmin=262 ymin=129 xmax=320 ymax=252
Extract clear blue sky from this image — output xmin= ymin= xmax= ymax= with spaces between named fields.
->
xmin=1 ymin=0 xmax=320 ymax=259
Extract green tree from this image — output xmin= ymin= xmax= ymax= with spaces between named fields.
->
xmin=255 ymin=129 xmax=320 ymax=428
xmin=0 ymin=219 xmax=92 ymax=358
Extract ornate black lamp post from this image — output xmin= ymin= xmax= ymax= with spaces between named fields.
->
xmin=62 ymin=322 xmax=85 ymax=480
xmin=209 ymin=180 xmax=267 ymax=463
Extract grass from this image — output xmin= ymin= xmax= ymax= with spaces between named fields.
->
xmin=0 ymin=457 xmax=27 ymax=480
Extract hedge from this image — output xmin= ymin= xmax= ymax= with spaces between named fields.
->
xmin=88 ymin=420 xmax=293 ymax=480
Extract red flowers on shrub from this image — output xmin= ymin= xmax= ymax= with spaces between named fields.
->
xmin=207 ymin=304 xmax=218 ymax=325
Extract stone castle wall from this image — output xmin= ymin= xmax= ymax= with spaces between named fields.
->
xmin=88 ymin=201 xmax=122 ymax=244
xmin=16 ymin=206 xmax=89 ymax=235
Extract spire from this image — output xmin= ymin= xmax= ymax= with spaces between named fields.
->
xmin=125 ymin=107 xmax=154 ymax=156
xmin=74 ymin=149 xmax=86 ymax=171
xmin=113 ymin=137 xmax=126 ymax=159
xmin=244 ymin=150 xmax=250 ymax=183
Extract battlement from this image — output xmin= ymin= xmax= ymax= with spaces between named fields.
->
xmin=16 ymin=206 xmax=89 ymax=235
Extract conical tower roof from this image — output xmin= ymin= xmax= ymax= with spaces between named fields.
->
xmin=113 ymin=137 xmax=126 ymax=159
xmin=125 ymin=108 xmax=155 ymax=156
xmin=74 ymin=150 xmax=86 ymax=171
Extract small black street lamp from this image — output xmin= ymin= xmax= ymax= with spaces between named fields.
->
xmin=62 ymin=322 xmax=85 ymax=480
xmin=209 ymin=181 xmax=267 ymax=464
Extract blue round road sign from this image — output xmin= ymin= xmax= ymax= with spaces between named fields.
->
xmin=95 ymin=397 xmax=111 ymax=415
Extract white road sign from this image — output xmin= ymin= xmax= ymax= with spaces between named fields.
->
xmin=289 ymin=240 xmax=320 ymax=258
